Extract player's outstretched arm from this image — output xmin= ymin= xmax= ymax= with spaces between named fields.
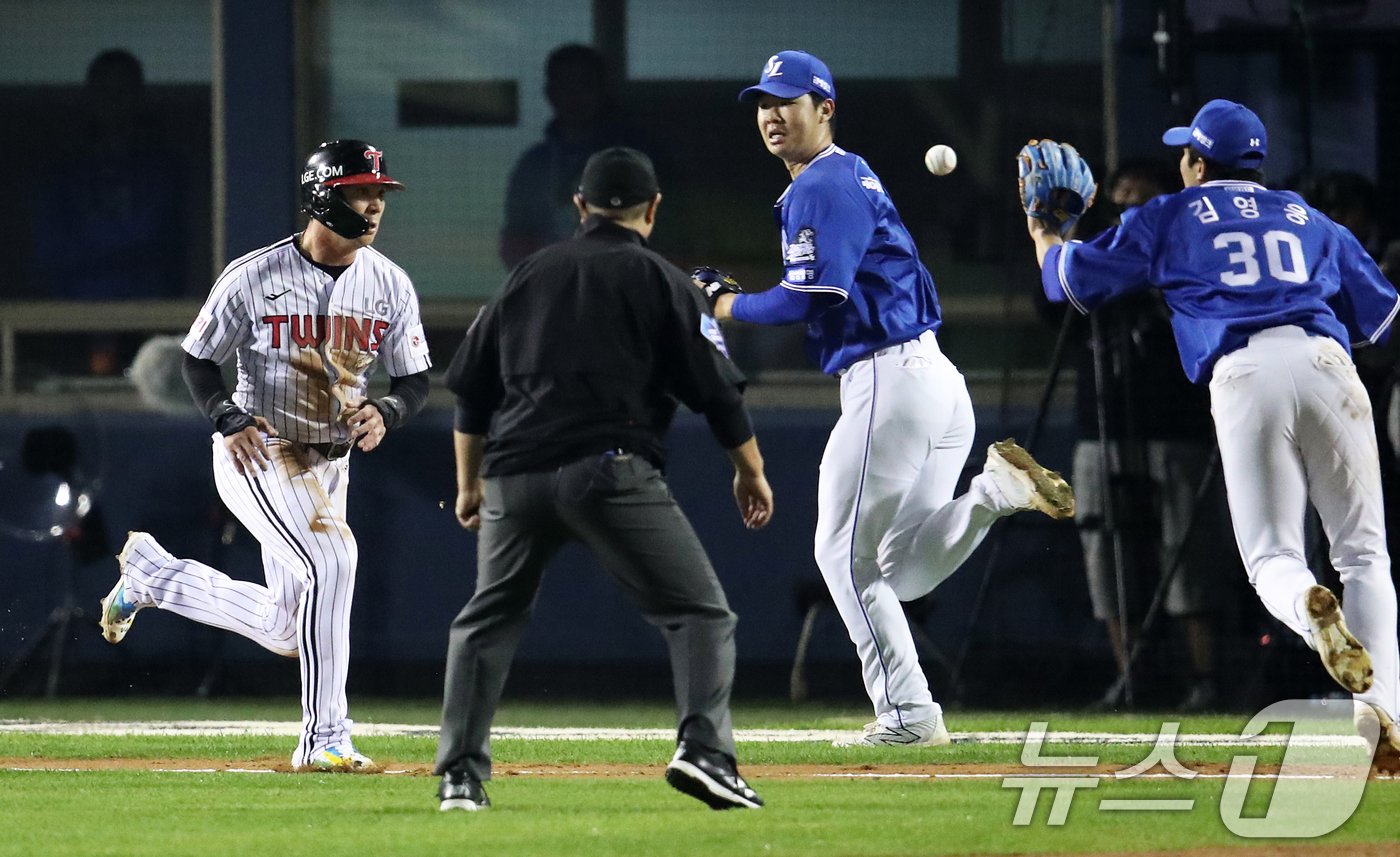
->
xmin=1017 ymin=138 xmax=1093 ymax=268
xmin=1026 ymin=215 xmax=1065 ymax=269
xmin=726 ymin=437 xmax=773 ymax=530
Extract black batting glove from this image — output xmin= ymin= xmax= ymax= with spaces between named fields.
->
xmin=211 ymin=399 xmax=257 ymax=437
xmin=366 ymin=395 xmax=404 ymax=431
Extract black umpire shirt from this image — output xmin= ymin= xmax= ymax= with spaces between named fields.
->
xmin=445 ymin=215 xmax=753 ymax=477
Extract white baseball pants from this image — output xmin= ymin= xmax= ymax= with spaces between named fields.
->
xmin=119 ymin=436 xmax=359 ymax=765
xmin=1210 ymin=326 xmax=1399 ymax=720
xmin=816 ymin=331 xmax=1018 ymax=728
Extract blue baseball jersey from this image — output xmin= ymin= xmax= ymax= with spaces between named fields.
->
xmin=776 ymin=144 xmax=941 ymax=374
xmin=1047 ymin=180 xmax=1399 ymax=382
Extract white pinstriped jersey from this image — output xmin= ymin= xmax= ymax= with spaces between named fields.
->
xmin=183 ymin=235 xmax=432 ymax=443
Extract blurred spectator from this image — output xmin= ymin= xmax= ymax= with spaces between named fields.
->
xmin=1298 ymin=171 xmax=1392 ymax=261
xmin=27 ymin=48 xmax=187 ymax=374
xmin=1056 ymin=158 xmax=1235 ymax=711
xmin=498 ymin=44 xmax=649 ymax=269
xmin=31 ymin=49 xmax=186 ymax=301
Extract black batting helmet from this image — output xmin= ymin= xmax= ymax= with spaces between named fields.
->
xmin=299 ymin=140 xmax=405 ymax=239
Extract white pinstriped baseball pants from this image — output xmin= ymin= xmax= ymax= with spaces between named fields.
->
xmin=816 ymin=331 xmax=1019 ymax=728
xmin=119 ymin=436 xmax=359 ymax=765
xmin=1211 ymin=326 xmax=1398 ymax=720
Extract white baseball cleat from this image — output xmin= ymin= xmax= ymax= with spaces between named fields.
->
xmin=294 ymin=744 xmax=377 ymax=772
xmin=983 ymin=439 xmax=1075 ymax=520
xmin=1303 ymin=584 xmax=1373 ymax=694
xmin=833 ymin=715 xmax=951 ymax=747
xmin=1357 ymin=705 xmax=1400 ymax=775
xmin=99 ymin=531 xmax=149 ymax=644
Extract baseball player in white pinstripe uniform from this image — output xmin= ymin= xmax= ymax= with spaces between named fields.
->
xmin=99 ymin=140 xmax=432 ymax=771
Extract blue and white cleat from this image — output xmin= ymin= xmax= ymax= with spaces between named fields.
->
xmin=98 ymin=532 xmax=147 ymax=644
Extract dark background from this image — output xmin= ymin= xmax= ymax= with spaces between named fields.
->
xmin=1 ymin=0 xmax=1396 ymax=710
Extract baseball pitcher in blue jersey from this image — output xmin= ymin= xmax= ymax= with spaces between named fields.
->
xmin=1027 ymin=99 xmax=1400 ymax=770
xmin=704 ymin=51 xmax=1075 ymax=747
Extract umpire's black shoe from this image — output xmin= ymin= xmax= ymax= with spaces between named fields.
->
xmin=665 ymin=741 xmax=764 ymax=810
xmin=438 ymin=772 xmax=491 ymax=812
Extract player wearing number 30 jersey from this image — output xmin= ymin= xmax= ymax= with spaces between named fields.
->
xmin=1031 ymin=99 xmax=1400 ymax=770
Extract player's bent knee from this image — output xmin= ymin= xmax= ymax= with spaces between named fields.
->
xmin=1246 ymin=550 xmax=1309 ymax=584
xmin=259 ymin=632 xmax=299 ymax=658
xmin=1335 ymin=555 xmax=1393 ymax=585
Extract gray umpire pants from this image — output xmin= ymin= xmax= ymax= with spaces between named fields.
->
xmin=434 ymin=451 xmax=739 ymax=781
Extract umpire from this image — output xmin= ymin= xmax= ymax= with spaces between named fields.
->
xmin=435 ymin=147 xmax=773 ymax=812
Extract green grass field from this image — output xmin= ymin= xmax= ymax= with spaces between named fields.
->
xmin=0 ymin=697 xmax=1396 ymax=857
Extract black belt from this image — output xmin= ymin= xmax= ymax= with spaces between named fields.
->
xmin=305 ymin=440 xmax=353 ymax=460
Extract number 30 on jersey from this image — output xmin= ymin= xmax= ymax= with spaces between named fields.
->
xmin=1197 ymin=197 xmax=1312 ymax=288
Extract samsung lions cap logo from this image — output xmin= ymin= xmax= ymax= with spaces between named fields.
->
xmin=763 ymin=55 xmax=783 ymax=78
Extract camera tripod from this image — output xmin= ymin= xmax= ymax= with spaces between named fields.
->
xmin=0 ymin=535 xmax=87 ymax=697
xmin=944 ymin=303 xmax=1224 ymax=707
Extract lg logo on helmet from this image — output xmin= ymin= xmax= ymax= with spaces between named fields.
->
xmin=364 ymin=147 xmax=384 ymax=176
xmin=302 ymin=164 xmax=345 ymax=184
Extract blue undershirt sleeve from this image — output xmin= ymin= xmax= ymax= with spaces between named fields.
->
xmin=1041 ymin=244 xmax=1068 ymax=304
xmin=731 ymin=285 xmax=827 ymax=325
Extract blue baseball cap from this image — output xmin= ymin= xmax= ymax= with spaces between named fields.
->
xmin=738 ymin=50 xmax=835 ymax=103
xmin=1161 ymin=99 xmax=1268 ymax=168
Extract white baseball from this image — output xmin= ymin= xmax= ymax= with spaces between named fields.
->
xmin=923 ymin=144 xmax=957 ymax=176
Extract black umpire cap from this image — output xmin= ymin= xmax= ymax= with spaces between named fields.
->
xmin=578 ymin=147 xmax=659 ymax=209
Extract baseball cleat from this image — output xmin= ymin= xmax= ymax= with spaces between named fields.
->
xmin=439 ymin=772 xmax=491 ymax=811
xmin=833 ymin=714 xmax=950 ymax=747
xmin=1354 ymin=703 xmax=1400 ymax=775
xmin=665 ymin=741 xmax=764 ymax=809
xmin=1304 ymin=585 xmax=1373 ymax=694
xmin=985 ymin=439 xmax=1075 ymax=519
xmin=99 ymin=531 xmax=148 ymax=644
xmin=1363 ymin=706 xmax=1400 ymax=775
xmin=295 ymin=744 xmax=377 ymax=772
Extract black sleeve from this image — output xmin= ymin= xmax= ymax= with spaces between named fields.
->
xmin=444 ymin=302 xmax=505 ymax=434
xmin=661 ymin=266 xmax=754 ymax=450
xmin=368 ymin=371 xmax=430 ymax=431
xmin=181 ymin=352 xmax=255 ymax=436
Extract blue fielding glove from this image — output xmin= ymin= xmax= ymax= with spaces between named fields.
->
xmin=1018 ymin=139 xmax=1098 ymax=236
